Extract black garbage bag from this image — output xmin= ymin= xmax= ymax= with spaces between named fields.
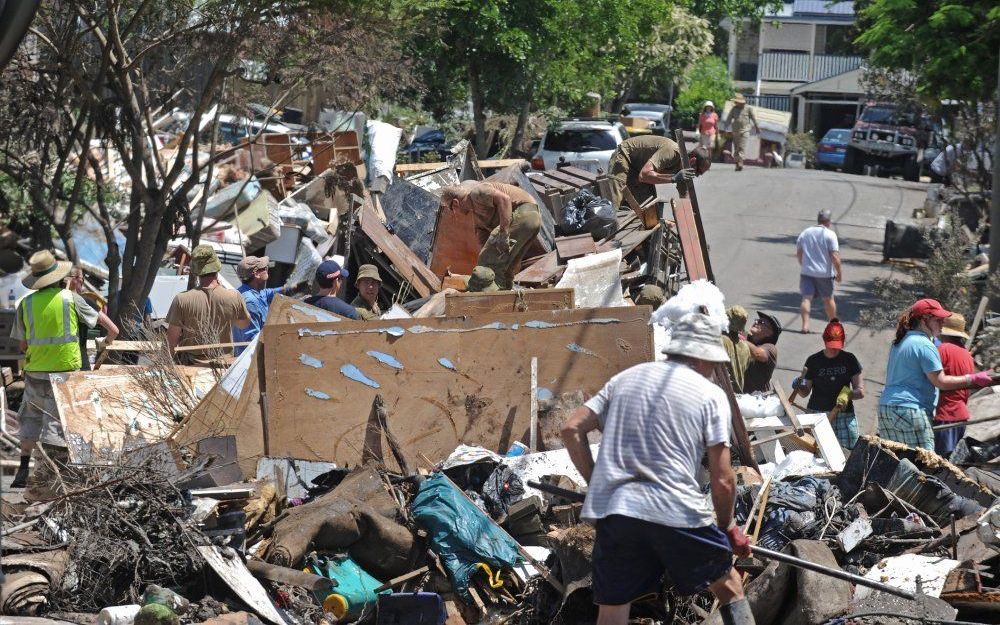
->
xmin=949 ymin=436 xmax=1000 ymax=465
xmin=481 ymin=464 xmax=525 ymax=519
xmin=558 ymin=189 xmax=615 ymax=240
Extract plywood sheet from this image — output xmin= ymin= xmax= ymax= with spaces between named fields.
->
xmin=262 ymin=307 xmax=653 ymax=466
xmin=359 ymin=204 xmax=441 ymax=298
xmin=428 ymin=202 xmax=481 ymax=278
xmin=53 ymin=366 xmax=217 ymax=463
xmin=444 ymin=289 xmax=574 ymax=316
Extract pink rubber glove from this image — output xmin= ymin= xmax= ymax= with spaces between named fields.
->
xmin=727 ymin=525 xmax=752 ymax=558
xmin=969 ymin=371 xmax=994 ymax=387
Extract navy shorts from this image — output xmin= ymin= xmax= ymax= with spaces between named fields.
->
xmin=800 ymin=274 xmax=835 ymax=299
xmin=592 ymin=515 xmax=733 ymax=604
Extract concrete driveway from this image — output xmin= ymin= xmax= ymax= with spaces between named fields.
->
xmin=664 ymin=163 xmax=930 ymax=435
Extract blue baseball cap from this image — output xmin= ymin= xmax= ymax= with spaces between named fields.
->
xmin=316 ymin=259 xmax=349 ymax=287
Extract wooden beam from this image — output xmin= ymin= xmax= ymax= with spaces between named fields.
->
xmin=673 ymin=129 xmax=714 ymax=281
xmin=968 ymin=295 xmax=989 ymax=349
xmin=395 ymin=159 xmax=526 ymax=175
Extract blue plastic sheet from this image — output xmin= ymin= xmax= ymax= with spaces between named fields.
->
xmin=411 ymin=473 xmax=523 ymax=600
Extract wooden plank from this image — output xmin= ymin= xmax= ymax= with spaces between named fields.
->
xmin=52 ymin=366 xmax=217 ymax=464
xmin=543 ymin=169 xmax=591 ymax=189
xmin=530 ymin=174 xmax=574 ymax=194
xmin=556 ymin=234 xmax=598 ymax=264
xmin=968 ymin=295 xmax=989 ymax=348
xmin=513 ymin=250 xmax=565 ymax=286
xmin=444 ymin=288 xmax=574 ymax=316
xmin=429 ymin=199 xmax=482 ymax=279
xmin=358 ymin=204 xmax=441 ymax=298
xmin=673 ymin=129 xmax=715 ymax=280
xmin=671 ymin=198 xmax=709 ymax=281
xmin=558 ymin=165 xmax=599 ymax=183
xmin=262 ymin=307 xmax=653 ymax=466
xmin=396 ymin=159 xmax=526 ymax=175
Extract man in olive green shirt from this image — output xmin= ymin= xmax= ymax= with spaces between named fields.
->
xmin=607 ymin=136 xmax=711 ymax=210
xmin=350 ymin=264 xmax=384 ymax=320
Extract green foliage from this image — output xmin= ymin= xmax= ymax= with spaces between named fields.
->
xmin=627 ymin=6 xmax=714 ymax=102
xmin=785 ymin=132 xmax=817 ymax=164
xmin=673 ymin=56 xmax=734 ymax=123
xmin=855 ymin=0 xmax=1000 ymax=101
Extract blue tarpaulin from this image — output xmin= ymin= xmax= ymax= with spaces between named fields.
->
xmin=410 ymin=473 xmax=523 ymax=600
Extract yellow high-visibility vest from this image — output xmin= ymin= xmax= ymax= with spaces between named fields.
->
xmin=21 ymin=287 xmax=81 ymax=372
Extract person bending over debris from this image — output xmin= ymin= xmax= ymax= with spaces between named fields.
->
xmin=561 ymin=312 xmax=755 ymax=625
xmin=304 ymin=259 xmax=359 ymax=319
xmin=933 ymin=313 xmax=977 ymax=456
xmin=791 ymin=318 xmax=865 ymax=449
xmin=350 ymin=264 xmax=383 ymax=320
xmin=166 ymin=245 xmax=250 ymax=366
xmin=11 ymin=251 xmax=99 ymax=490
xmin=607 ymin=136 xmax=711 ymax=211
xmin=234 ymin=255 xmax=308 ymax=352
xmin=440 ymin=181 xmax=542 ymax=290
xmin=878 ymin=299 xmax=993 ymax=450
xmin=742 ymin=311 xmax=781 ymax=394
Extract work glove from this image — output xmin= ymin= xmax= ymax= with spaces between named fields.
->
xmin=726 ymin=525 xmax=752 ymax=558
xmin=834 ymin=385 xmax=852 ymax=411
xmin=791 ymin=376 xmax=804 ymax=390
xmin=672 ymin=168 xmax=696 ymax=185
xmin=488 ymin=230 xmax=512 ymax=253
xmin=969 ymin=371 xmax=995 ymax=387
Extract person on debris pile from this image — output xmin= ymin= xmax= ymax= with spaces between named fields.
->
xmin=933 ymin=313 xmax=977 ymax=456
xmin=790 ymin=318 xmax=865 ymax=449
xmin=796 ymin=209 xmax=841 ymax=334
xmin=721 ymin=305 xmax=751 ymax=393
xmin=725 ymin=94 xmax=759 ymax=172
xmin=742 ymin=311 xmax=781 ymax=394
xmin=633 ymin=283 xmax=666 ymax=309
xmin=607 ymin=136 xmax=711 ymax=211
xmin=304 ymin=259 xmax=359 ymax=319
xmin=440 ymin=181 xmax=542 ymax=290
xmin=879 ymin=299 xmax=993 ymax=451
xmin=233 ymin=255 xmax=308 ymax=352
xmin=561 ymin=312 xmax=755 ymax=625
xmin=165 ymin=245 xmax=250 ymax=366
xmin=465 ymin=265 xmax=500 ymax=293
xmin=65 ymin=265 xmax=119 ymax=370
xmin=350 ymin=264 xmax=384 ymax=320
xmin=699 ymin=101 xmax=719 ymax=152
xmin=10 ymin=251 xmax=100 ymax=490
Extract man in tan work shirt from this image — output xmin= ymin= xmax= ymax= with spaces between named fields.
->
xmin=725 ymin=94 xmax=760 ymax=172
xmin=607 ymin=136 xmax=711 ymax=211
xmin=440 ymin=181 xmax=542 ymax=290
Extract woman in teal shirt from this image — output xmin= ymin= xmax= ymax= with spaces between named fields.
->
xmin=878 ymin=299 xmax=992 ymax=450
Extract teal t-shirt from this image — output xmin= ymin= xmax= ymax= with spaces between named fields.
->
xmin=879 ymin=331 xmax=943 ymax=412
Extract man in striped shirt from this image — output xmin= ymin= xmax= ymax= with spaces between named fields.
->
xmin=562 ymin=312 xmax=755 ymax=625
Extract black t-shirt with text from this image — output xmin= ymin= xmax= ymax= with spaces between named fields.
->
xmin=803 ymin=350 xmax=862 ymax=413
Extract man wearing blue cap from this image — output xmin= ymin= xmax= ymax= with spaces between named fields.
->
xmin=304 ymin=259 xmax=358 ymax=319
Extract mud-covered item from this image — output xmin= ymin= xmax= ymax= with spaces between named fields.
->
xmin=558 ymin=189 xmax=615 ymax=240
xmin=411 ymin=473 xmax=523 ymax=601
xmin=266 ymin=465 xmax=414 ymax=580
xmin=134 ymin=603 xmax=180 ymax=625
xmin=482 ymin=464 xmax=525 ymax=518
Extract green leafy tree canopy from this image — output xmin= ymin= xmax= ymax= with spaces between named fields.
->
xmin=673 ymin=55 xmax=734 ymax=121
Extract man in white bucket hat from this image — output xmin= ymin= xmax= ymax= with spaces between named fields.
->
xmin=561 ymin=312 xmax=755 ymax=625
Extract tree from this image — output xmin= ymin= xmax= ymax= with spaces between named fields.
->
xmin=673 ymin=55 xmax=734 ymax=125
xmin=0 ymin=0 xmax=414 ymax=328
xmin=613 ymin=6 xmax=714 ymax=106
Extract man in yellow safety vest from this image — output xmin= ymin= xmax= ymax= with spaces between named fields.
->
xmin=11 ymin=250 xmax=98 ymax=490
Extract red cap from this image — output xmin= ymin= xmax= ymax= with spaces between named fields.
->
xmin=823 ymin=318 xmax=846 ymax=349
xmin=909 ymin=298 xmax=952 ymax=319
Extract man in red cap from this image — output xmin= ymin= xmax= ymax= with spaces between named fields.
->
xmin=791 ymin=318 xmax=865 ymax=449
xmin=878 ymin=299 xmax=993 ymax=450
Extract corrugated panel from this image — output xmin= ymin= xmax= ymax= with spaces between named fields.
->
xmin=793 ymin=1 xmax=854 ymax=16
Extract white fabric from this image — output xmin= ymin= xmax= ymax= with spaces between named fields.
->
xmin=555 ymin=249 xmax=628 ymax=308
xmin=582 ymin=360 xmax=731 ymax=528
xmin=796 ymin=225 xmax=839 ymax=278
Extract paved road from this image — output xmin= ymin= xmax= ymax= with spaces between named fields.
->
xmin=665 ymin=163 xmax=929 ymax=435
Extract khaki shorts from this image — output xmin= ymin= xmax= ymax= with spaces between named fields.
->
xmin=17 ymin=373 xmax=69 ymax=447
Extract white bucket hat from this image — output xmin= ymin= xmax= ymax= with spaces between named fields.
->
xmin=662 ymin=312 xmax=730 ymax=363
xmin=703 ymin=101 xmax=715 ymax=110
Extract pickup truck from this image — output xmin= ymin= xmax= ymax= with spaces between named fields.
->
xmin=845 ymin=103 xmax=928 ymax=182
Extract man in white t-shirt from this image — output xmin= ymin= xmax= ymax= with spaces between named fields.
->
xmin=796 ymin=209 xmax=841 ymax=334
xmin=561 ymin=313 xmax=755 ymax=625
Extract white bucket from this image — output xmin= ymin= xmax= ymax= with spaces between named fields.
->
xmin=97 ymin=604 xmax=141 ymax=625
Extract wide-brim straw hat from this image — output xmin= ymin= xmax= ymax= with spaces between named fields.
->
xmin=940 ymin=312 xmax=970 ymax=340
xmin=661 ymin=312 xmax=731 ymax=363
xmin=22 ymin=250 xmax=72 ymax=290
xmin=733 ymin=93 xmax=747 ymax=104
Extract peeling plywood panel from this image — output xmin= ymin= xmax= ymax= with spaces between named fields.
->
xmin=53 ymin=366 xmax=217 ymax=463
xmin=262 ymin=307 xmax=652 ymax=466
xmin=444 ymin=288 xmax=574 ymax=316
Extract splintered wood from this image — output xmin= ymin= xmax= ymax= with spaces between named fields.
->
xmin=262 ymin=307 xmax=653 ymax=468
xmin=52 ymin=366 xmax=217 ymax=463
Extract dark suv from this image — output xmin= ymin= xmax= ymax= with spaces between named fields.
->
xmin=845 ymin=103 xmax=929 ymax=181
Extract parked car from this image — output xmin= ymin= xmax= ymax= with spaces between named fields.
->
xmin=530 ymin=119 xmax=628 ymax=172
xmin=214 ymin=114 xmax=302 ymax=145
xmin=621 ymin=103 xmax=671 ymax=136
xmin=815 ymin=128 xmax=850 ymax=169
xmin=399 ymin=128 xmax=453 ymax=162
